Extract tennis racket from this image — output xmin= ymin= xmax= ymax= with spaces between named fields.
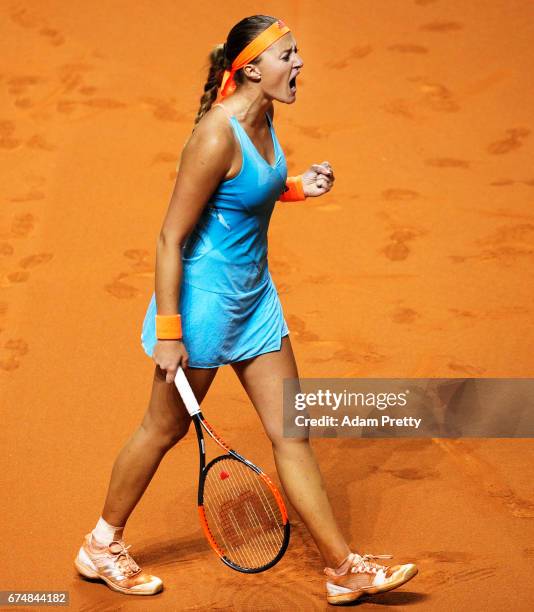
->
xmin=174 ymin=365 xmax=290 ymax=573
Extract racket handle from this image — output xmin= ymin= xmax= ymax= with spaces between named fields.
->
xmin=174 ymin=366 xmax=201 ymax=416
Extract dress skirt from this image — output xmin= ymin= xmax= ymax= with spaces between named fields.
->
xmin=140 ymin=267 xmax=289 ymax=369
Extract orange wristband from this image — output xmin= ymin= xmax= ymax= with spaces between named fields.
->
xmin=278 ymin=175 xmax=306 ymax=202
xmin=155 ymin=314 xmax=183 ymax=340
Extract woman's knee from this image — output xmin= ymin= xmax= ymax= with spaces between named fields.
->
xmin=270 ymin=432 xmax=310 ymax=452
xmin=140 ymin=417 xmax=191 ymax=450
xmin=263 ymin=418 xmax=310 ymax=449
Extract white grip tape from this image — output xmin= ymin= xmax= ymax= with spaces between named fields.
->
xmin=174 ymin=366 xmax=201 ymax=416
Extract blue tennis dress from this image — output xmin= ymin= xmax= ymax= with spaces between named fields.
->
xmin=140 ymin=103 xmax=290 ymax=368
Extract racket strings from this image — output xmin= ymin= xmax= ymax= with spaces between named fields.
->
xmin=206 ymin=468 xmax=261 ymax=568
xmin=209 ymin=472 xmax=281 ymax=569
xmin=203 ymin=457 xmax=285 ymax=569
xmin=206 ymin=461 xmax=281 ymax=568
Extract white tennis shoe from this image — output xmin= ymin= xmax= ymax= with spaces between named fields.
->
xmin=74 ymin=532 xmax=163 ymax=595
xmin=324 ymin=551 xmax=418 ymax=604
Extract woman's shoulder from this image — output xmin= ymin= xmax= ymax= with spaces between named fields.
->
xmin=183 ymin=105 xmax=235 ymax=156
xmin=200 ymin=104 xmax=235 ymax=133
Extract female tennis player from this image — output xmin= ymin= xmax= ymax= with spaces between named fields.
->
xmin=74 ymin=15 xmax=417 ymax=605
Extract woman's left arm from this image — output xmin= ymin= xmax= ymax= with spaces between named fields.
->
xmin=278 ymin=162 xmax=335 ymax=202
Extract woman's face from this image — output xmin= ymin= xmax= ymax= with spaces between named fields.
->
xmin=256 ymin=33 xmax=304 ymax=103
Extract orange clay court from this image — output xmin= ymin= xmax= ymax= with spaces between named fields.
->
xmin=1 ymin=1 xmax=534 ymax=610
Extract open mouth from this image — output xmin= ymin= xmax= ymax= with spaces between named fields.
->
xmin=289 ymin=73 xmax=298 ymax=93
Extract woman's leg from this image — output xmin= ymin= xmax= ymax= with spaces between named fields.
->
xmin=100 ymin=364 xmax=218 ymax=533
xmin=231 ymin=336 xmax=351 ymax=568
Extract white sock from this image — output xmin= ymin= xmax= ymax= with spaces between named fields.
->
xmin=91 ymin=516 xmax=125 ymax=546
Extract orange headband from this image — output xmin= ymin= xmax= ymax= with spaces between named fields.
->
xmin=219 ymin=19 xmax=291 ymax=99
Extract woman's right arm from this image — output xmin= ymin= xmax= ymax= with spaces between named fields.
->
xmin=153 ymin=112 xmax=233 ymax=382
